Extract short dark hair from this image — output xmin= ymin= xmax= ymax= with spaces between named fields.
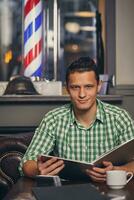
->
xmin=66 ymin=56 xmax=99 ymax=84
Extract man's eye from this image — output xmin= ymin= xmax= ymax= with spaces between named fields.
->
xmin=85 ymin=85 xmax=92 ymax=89
xmin=71 ymin=86 xmax=79 ymax=90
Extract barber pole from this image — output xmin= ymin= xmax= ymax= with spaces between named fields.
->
xmin=23 ymin=0 xmax=43 ymax=77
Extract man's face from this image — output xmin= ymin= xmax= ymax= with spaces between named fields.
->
xmin=66 ymin=71 xmax=101 ymax=112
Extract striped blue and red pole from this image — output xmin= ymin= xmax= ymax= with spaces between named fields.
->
xmin=23 ymin=0 xmax=43 ymax=77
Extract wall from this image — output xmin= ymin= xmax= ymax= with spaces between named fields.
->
xmin=116 ymin=0 xmax=134 ymax=85
xmin=0 ymin=95 xmax=123 ymax=133
xmin=106 ymin=0 xmax=134 ymax=120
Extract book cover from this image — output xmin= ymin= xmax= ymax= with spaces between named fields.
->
xmin=40 ymin=137 xmax=134 ymax=180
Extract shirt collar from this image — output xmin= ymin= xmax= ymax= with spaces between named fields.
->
xmin=69 ymin=99 xmax=104 ymax=125
xmin=70 ymin=104 xmax=76 ymax=125
xmin=96 ymin=99 xmax=104 ymax=123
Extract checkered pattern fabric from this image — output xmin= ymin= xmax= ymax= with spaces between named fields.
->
xmin=19 ymin=99 xmax=134 ymax=174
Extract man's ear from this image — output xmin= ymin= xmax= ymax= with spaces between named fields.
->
xmin=97 ymin=80 xmax=102 ymax=94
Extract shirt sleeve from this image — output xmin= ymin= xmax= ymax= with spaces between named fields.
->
xmin=19 ymin=111 xmax=57 ymax=176
xmin=116 ymin=109 xmax=134 ymax=143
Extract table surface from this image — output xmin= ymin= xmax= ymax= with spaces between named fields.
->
xmin=3 ymin=177 xmax=134 ymax=200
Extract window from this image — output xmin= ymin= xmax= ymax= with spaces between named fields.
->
xmin=0 ymin=0 xmax=102 ymax=82
xmin=45 ymin=0 xmax=99 ymax=82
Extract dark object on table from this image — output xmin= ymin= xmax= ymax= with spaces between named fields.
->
xmin=33 ymin=183 xmax=108 ymax=200
xmin=3 ymin=75 xmax=39 ymax=95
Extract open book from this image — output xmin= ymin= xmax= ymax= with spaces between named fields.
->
xmin=40 ymin=137 xmax=134 ymax=180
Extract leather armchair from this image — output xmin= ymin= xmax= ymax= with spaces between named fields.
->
xmin=0 ymin=132 xmax=33 ymax=199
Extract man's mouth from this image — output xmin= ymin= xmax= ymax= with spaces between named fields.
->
xmin=78 ymin=100 xmax=89 ymax=104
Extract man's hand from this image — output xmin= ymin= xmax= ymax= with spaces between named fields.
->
xmin=85 ymin=161 xmax=114 ymax=182
xmin=38 ymin=157 xmax=65 ymax=176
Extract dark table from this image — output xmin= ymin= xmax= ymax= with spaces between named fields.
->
xmin=3 ymin=177 xmax=134 ymax=200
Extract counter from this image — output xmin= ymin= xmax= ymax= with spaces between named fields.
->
xmin=0 ymin=95 xmax=123 ymax=133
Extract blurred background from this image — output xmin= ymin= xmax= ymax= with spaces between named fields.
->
xmin=0 ymin=0 xmax=134 ymax=88
xmin=0 ymin=0 xmax=23 ymax=81
xmin=0 ymin=0 xmax=103 ymax=83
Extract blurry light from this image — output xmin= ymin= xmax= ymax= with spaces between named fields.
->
xmin=65 ymin=44 xmax=80 ymax=53
xmin=65 ymin=22 xmax=96 ymax=33
xmin=4 ymin=50 xmax=12 ymax=64
xmin=72 ymin=44 xmax=79 ymax=51
xmin=74 ymin=11 xmax=95 ymax=18
xmin=80 ymin=26 xmax=96 ymax=31
xmin=65 ymin=22 xmax=80 ymax=33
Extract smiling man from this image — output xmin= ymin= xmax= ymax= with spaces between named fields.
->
xmin=19 ymin=57 xmax=134 ymax=182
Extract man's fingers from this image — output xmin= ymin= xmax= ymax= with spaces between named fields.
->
xmin=102 ymin=161 xmax=114 ymax=170
xmin=86 ymin=169 xmax=106 ymax=178
xmin=39 ymin=159 xmax=64 ymax=175
xmin=86 ymin=169 xmax=106 ymax=182
xmin=85 ymin=161 xmax=115 ymax=183
xmin=44 ymin=158 xmax=63 ymax=168
xmin=47 ymin=164 xmax=65 ymax=176
xmin=92 ymin=167 xmax=106 ymax=174
xmin=90 ymin=174 xmax=106 ymax=182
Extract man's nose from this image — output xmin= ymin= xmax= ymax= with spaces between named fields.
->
xmin=79 ymin=87 xmax=86 ymax=98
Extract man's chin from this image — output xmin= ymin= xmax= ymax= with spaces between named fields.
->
xmin=75 ymin=105 xmax=90 ymax=111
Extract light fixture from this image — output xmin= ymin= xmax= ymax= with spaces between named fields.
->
xmin=80 ymin=26 xmax=96 ymax=31
xmin=65 ymin=22 xmax=80 ymax=33
xmin=74 ymin=11 xmax=95 ymax=18
xmin=65 ymin=22 xmax=96 ymax=33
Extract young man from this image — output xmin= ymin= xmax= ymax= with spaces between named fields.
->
xmin=19 ymin=57 xmax=134 ymax=182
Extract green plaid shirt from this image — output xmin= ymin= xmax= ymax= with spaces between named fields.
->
xmin=19 ymin=99 xmax=134 ymax=174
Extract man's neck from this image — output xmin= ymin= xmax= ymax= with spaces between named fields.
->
xmin=74 ymin=103 xmax=97 ymax=128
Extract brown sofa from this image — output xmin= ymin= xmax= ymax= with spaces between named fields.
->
xmin=0 ymin=132 xmax=34 ymax=199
